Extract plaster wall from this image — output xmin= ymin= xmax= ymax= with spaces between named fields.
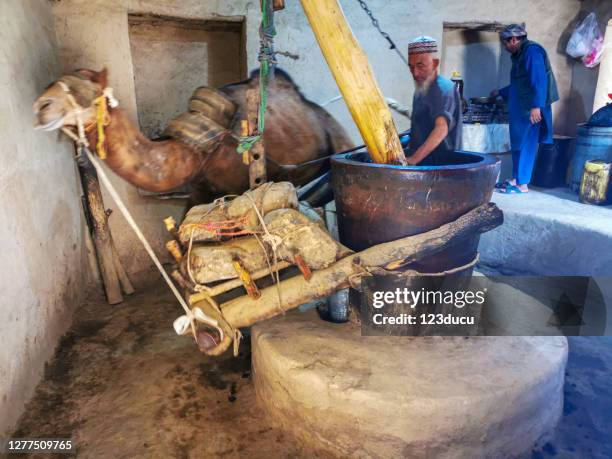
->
xmin=567 ymin=0 xmax=612 ymax=129
xmin=0 ymin=0 xmax=89 ymax=437
xmin=442 ymin=29 xmax=512 ymax=100
xmin=50 ymin=0 xmax=583 ymax=279
xmin=128 ymin=17 xmax=245 ymax=139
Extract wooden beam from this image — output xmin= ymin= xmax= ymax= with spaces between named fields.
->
xmin=300 ymin=0 xmax=406 ymax=165
xmin=77 ymin=156 xmax=123 ymax=304
xmin=442 ymin=21 xmax=521 ymax=32
xmin=246 ymin=88 xmax=267 ymax=189
xmin=218 ymin=203 xmax=503 ymax=328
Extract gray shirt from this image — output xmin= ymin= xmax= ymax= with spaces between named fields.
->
xmin=411 ymin=75 xmax=462 ymax=165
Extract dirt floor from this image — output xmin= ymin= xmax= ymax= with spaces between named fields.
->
xmin=8 ymin=276 xmax=612 ymax=458
xmin=8 ymin=278 xmax=308 ymax=459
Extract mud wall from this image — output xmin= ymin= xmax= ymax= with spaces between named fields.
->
xmin=0 ymin=0 xmax=89 ymax=437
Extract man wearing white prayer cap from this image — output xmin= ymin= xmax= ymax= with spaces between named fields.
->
xmin=406 ymin=36 xmax=462 ymax=165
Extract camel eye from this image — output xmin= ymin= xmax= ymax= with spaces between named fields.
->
xmin=39 ymin=100 xmax=52 ymax=111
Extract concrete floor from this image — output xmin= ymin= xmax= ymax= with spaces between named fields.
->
xmin=9 ymin=278 xmax=612 ymax=458
xmin=9 ymin=280 xmax=304 ymax=458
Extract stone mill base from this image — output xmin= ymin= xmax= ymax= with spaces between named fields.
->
xmin=252 ymin=309 xmax=567 ymax=458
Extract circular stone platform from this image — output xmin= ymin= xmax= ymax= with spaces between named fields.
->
xmin=252 ymin=310 xmax=568 ymax=458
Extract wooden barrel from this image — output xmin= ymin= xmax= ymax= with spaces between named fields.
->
xmin=570 ymin=124 xmax=612 ymax=191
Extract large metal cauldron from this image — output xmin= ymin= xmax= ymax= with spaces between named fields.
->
xmin=331 ymin=150 xmax=500 ymax=330
xmin=331 ymin=151 xmax=500 ymax=274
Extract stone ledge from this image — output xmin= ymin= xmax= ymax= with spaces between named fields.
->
xmin=480 ymin=188 xmax=612 ymax=276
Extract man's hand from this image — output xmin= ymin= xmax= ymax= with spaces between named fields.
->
xmin=530 ymin=108 xmax=542 ymax=124
xmin=405 ymin=155 xmax=419 ymax=166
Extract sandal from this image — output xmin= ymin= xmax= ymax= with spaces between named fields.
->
xmin=497 ymin=185 xmax=528 ymax=194
xmin=494 ymin=179 xmax=513 ymax=189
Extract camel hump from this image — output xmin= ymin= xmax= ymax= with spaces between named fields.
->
xmin=164 ymin=86 xmax=238 ymax=153
xmin=189 ymin=87 xmax=237 ymax=127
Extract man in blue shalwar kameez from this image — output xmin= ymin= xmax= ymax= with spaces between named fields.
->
xmin=492 ymin=24 xmax=559 ymax=193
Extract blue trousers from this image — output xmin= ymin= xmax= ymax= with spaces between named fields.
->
xmin=512 ymin=123 xmax=540 ymax=185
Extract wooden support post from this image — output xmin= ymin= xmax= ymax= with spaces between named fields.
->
xmin=111 ymin=234 xmax=135 ymax=295
xmin=232 ymin=258 xmax=261 ymax=299
xmin=246 ymin=88 xmax=267 ymax=189
xmin=165 ymin=240 xmax=183 ymax=264
xmin=300 ymin=0 xmax=406 ymax=165
xmin=77 ymin=155 xmax=124 ymax=304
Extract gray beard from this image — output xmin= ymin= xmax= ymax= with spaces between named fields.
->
xmin=414 ymin=78 xmax=433 ymax=94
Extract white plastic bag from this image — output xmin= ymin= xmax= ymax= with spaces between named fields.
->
xmin=566 ymin=12 xmax=604 ymax=67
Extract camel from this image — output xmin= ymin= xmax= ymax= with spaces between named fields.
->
xmin=33 ymin=68 xmax=353 ymax=205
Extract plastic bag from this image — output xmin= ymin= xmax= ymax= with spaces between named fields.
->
xmin=566 ymin=12 xmax=604 ymax=68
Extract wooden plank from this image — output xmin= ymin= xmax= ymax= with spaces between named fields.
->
xmin=443 ymin=21 xmax=520 ymax=32
xmin=300 ymin=0 xmax=406 ymax=165
xmin=246 ymin=88 xmax=267 ymax=189
xmin=111 ymin=235 xmax=135 ymax=295
xmin=77 ymin=156 xmax=123 ymax=304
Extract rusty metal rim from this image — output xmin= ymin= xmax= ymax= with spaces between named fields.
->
xmin=331 ymin=151 xmax=499 ymax=171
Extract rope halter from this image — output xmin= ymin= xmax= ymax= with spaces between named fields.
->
xmin=57 ymin=80 xmax=118 ymax=159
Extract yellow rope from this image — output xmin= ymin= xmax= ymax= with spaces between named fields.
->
xmin=93 ymin=95 xmax=110 ymax=160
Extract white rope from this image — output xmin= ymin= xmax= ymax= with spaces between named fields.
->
xmin=81 ymin=147 xmax=223 ymax=340
xmin=58 ymin=81 xmax=225 ymax=344
xmin=243 ymin=188 xmax=284 ymax=312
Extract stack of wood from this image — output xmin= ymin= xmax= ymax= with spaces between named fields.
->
xmin=166 ymin=185 xmax=503 ymax=356
xmin=165 ymin=182 xmax=351 ymax=355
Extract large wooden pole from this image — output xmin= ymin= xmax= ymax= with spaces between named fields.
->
xmin=300 ymin=0 xmax=406 ymax=165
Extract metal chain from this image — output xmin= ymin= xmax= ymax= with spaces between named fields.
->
xmin=355 ymin=0 xmax=409 ymax=67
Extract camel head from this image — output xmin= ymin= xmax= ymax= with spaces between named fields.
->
xmin=33 ymin=68 xmax=109 ymax=131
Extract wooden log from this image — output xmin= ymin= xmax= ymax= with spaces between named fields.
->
xmin=246 ymin=88 xmax=267 ymax=189
xmin=300 ymin=0 xmax=406 ymax=165
xmin=77 ymin=156 xmax=123 ymax=304
xmin=111 ymin=234 xmax=135 ymax=295
xmin=166 ymin=240 xmax=183 ymax=264
xmin=218 ymin=203 xmax=503 ymax=327
xmin=171 ymin=269 xmax=193 ymax=292
xmin=443 ymin=21 xmax=509 ymax=32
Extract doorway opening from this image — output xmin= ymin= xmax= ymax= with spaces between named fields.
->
xmin=128 ymin=13 xmax=246 ymax=140
xmin=441 ymin=21 xmax=514 ymax=99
